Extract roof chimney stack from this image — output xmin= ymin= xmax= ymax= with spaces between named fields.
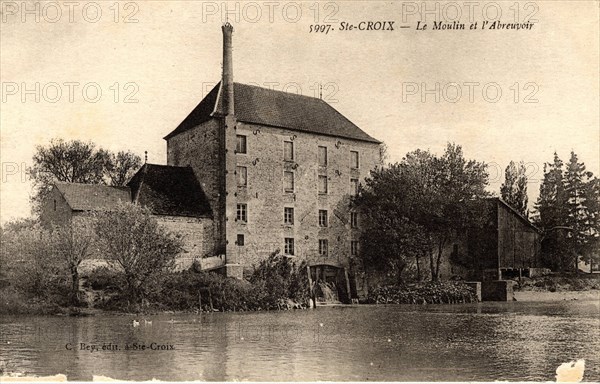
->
xmin=221 ymin=22 xmax=234 ymax=116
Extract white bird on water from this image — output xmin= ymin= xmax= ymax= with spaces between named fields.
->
xmin=132 ymin=320 xmax=140 ymax=327
xmin=144 ymin=320 xmax=152 ymax=326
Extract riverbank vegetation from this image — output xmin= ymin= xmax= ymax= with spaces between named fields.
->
xmin=86 ymin=253 xmax=310 ymax=313
xmin=366 ymin=281 xmax=478 ymax=304
xmin=0 ymin=208 xmax=310 ymax=315
xmin=513 ymin=273 xmax=600 ymax=292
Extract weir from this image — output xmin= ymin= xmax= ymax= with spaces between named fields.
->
xmin=317 ymin=281 xmax=341 ymax=305
xmin=308 ymin=263 xmax=351 ymax=305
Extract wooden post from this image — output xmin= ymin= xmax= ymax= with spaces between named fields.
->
xmin=198 ymin=290 xmax=202 ymax=310
xmin=344 ymin=268 xmax=351 ymax=303
xmin=209 ymin=289 xmax=214 ymax=311
xmin=306 ymin=265 xmax=314 ymax=307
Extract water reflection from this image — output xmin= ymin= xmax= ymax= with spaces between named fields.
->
xmin=0 ymin=300 xmax=598 ymax=381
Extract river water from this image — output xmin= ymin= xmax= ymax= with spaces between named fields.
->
xmin=1 ymin=299 xmax=599 ymax=381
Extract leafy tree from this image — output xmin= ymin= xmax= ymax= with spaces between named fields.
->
xmin=30 ymin=139 xmax=110 ymax=212
xmin=94 ymin=203 xmax=184 ymax=305
xmin=0 ymin=224 xmax=67 ymax=299
xmin=534 ymin=151 xmax=599 ymax=272
xmin=564 ymin=151 xmax=599 ymax=272
xmin=534 ymin=153 xmax=570 ymax=270
xmin=29 ymin=139 xmax=141 ymax=214
xmin=354 ymin=143 xmax=490 ymax=282
xmin=105 ymin=151 xmax=143 ymax=186
xmin=580 ymin=177 xmax=600 ymax=272
xmin=501 ymin=161 xmax=528 ymax=216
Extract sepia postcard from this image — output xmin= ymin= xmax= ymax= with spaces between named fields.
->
xmin=0 ymin=0 xmax=598 ymax=382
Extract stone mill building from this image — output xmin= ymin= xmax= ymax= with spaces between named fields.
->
xmin=163 ymin=23 xmax=382 ymax=280
xmin=42 ymin=24 xmax=383 ymax=294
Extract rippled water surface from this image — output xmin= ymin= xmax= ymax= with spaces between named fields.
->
xmin=1 ymin=299 xmax=599 ymax=381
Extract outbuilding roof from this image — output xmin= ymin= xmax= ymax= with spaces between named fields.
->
xmin=164 ymin=82 xmax=381 ymax=144
xmin=54 ymin=182 xmax=131 ymax=212
xmin=128 ymin=164 xmax=212 ymax=218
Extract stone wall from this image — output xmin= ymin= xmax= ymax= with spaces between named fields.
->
xmin=167 ymin=118 xmax=222 ymax=255
xmin=39 ymin=187 xmax=73 ymax=227
xmin=155 ymin=215 xmax=215 ymax=270
xmin=51 ymin=211 xmax=213 ymax=272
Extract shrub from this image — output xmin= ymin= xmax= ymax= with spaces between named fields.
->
xmin=149 ymin=270 xmax=259 ymax=312
xmin=366 ymin=281 xmax=477 ymax=304
xmin=248 ymin=252 xmax=310 ymax=308
xmin=83 ymin=266 xmax=123 ymax=291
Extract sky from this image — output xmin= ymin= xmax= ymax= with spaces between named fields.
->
xmin=1 ymin=0 xmax=599 ymax=223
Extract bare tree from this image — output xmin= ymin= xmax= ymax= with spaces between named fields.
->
xmin=94 ymin=203 xmax=183 ymax=305
xmin=51 ymin=222 xmax=95 ymax=304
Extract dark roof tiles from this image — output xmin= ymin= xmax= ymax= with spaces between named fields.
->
xmin=128 ymin=164 xmax=212 ymax=218
xmin=164 ymin=82 xmax=380 ymax=144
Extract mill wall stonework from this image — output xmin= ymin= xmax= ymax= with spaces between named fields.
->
xmin=230 ymin=121 xmax=380 ymax=272
xmin=166 ymin=116 xmax=381 ymax=273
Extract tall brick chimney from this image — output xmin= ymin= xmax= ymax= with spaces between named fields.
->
xmin=221 ymin=22 xmax=234 ymax=116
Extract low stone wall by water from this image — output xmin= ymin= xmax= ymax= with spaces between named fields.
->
xmin=481 ymin=280 xmax=514 ymax=301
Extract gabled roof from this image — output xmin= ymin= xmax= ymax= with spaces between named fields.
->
xmin=164 ymin=82 xmax=381 ymax=144
xmin=54 ymin=182 xmax=131 ymax=211
xmin=490 ymin=197 xmax=541 ymax=233
xmin=128 ymin=164 xmax=212 ymax=218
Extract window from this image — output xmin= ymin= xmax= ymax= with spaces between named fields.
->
xmin=284 ymin=207 xmax=294 ymax=225
xmin=284 ymin=238 xmax=295 ymax=255
xmin=350 ymin=178 xmax=359 ymax=196
xmin=350 ymin=212 xmax=358 ymax=228
xmin=351 ymin=241 xmax=359 ymax=256
xmin=53 ymin=200 xmax=57 ymax=211
xmin=350 ymin=151 xmax=360 ymax=169
xmin=319 ymin=210 xmax=328 ymax=227
xmin=284 ymin=171 xmax=294 ymax=193
xmin=318 ymin=146 xmax=328 ymax=167
xmin=284 ymin=141 xmax=294 ymax=161
xmin=237 ymin=234 xmax=245 ymax=246
xmin=236 ymin=203 xmax=247 ymax=223
xmin=236 ymin=135 xmax=247 ymax=154
xmin=319 ymin=239 xmax=328 ymax=257
xmin=318 ymin=175 xmax=328 ymax=194
xmin=237 ymin=166 xmax=247 ymax=187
